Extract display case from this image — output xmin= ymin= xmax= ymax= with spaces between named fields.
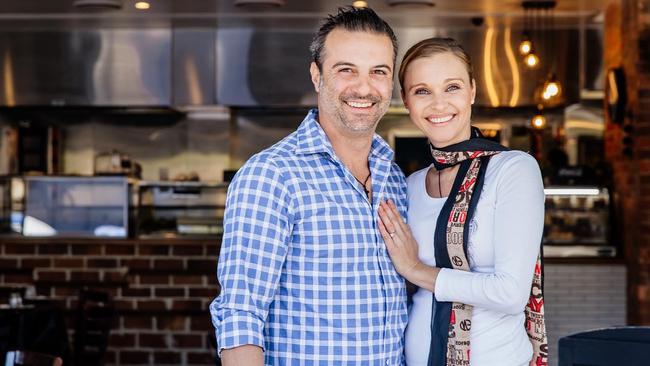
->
xmin=135 ymin=181 xmax=227 ymax=238
xmin=0 ymin=177 xmax=23 ymax=235
xmin=543 ymin=187 xmax=615 ymax=257
xmin=22 ymin=176 xmax=130 ymax=237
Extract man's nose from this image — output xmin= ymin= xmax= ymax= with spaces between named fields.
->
xmin=351 ymin=74 xmax=373 ymax=97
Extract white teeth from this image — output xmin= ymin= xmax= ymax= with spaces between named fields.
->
xmin=427 ymin=115 xmax=454 ymax=123
xmin=346 ymin=101 xmax=373 ymax=108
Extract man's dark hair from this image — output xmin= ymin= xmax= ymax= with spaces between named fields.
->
xmin=310 ymin=6 xmax=398 ymax=71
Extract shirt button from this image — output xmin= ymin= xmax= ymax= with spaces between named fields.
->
xmin=386 ymin=359 xmax=390 ymax=365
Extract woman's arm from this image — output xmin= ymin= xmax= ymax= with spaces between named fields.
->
xmin=378 ymin=153 xmax=544 ymax=314
xmin=433 ymin=154 xmax=544 ymax=314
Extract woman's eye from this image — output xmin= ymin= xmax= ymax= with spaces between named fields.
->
xmin=414 ymin=88 xmax=430 ymax=95
xmin=446 ymin=84 xmax=461 ymax=92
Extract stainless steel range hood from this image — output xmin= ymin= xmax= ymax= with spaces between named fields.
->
xmin=0 ymin=21 xmax=601 ymax=108
xmin=216 ymin=24 xmax=597 ymax=108
xmin=0 ymin=29 xmax=172 ymax=106
xmin=0 ymin=27 xmax=216 ymax=108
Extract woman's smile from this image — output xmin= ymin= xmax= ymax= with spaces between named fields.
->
xmin=426 ymin=114 xmax=455 ymax=124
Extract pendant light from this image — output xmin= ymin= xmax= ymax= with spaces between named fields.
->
xmin=521 ymin=1 xmax=542 ymax=69
xmin=542 ymin=73 xmax=562 ymax=100
xmin=531 ymin=110 xmax=547 ymax=129
xmin=519 ymin=33 xmax=533 ymax=56
xmin=542 ymin=4 xmax=563 ymax=105
xmin=519 ymin=6 xmax=533 ymax=56
xmin=524 ymin=52 xmax=540 ymax=69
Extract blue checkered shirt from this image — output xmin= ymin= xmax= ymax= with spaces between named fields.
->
xmin=210 ymin=109 xmax=408 ymax=365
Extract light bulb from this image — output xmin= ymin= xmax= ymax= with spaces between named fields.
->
xmin=135 ymin=1 xmax=150 ymax=9
xmin=541 ymin=77 xmax=562 ymax=101
xmin=353 ymin=1 xmax=368 ymax=8
xmin=545 ymin=81 xmax=560 ymax=97
xmin=547 ymin=82 xmax=559 ymax=96
xmin=531 ymin=114 xmax=546 ymax=129
xmin=524 ymin=53 xmax=540 ymax=68
xmin=519 ymin=40 xmax=532 ymax=55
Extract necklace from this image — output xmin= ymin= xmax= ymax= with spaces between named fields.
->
xmin=354 ymin=172 xmax=372 ymax=198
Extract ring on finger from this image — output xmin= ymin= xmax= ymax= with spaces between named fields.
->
xmin=389 ymin=231 xmax=396 ymax=238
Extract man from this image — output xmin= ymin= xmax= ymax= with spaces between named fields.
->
xmin=210 ymin=6 xmax=407 ymax=365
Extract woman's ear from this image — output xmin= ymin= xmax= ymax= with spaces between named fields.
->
xmin=471 ymin=79 xmax=476 ymax=104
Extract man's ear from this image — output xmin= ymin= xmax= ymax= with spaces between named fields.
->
xmin=310 ymin=62 xmax=321 ymax=93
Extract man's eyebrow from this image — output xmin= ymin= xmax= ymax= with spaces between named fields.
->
xmin=331 ymin=62 xmax=355 ymax=69
xmin=374 ymin=64 xmax=392 ymax=71
xmin=330 ymin=62 xmax=392 ymax=72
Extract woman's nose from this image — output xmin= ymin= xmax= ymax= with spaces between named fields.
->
xmin=429 ymin=92 xmax=446 ymax=109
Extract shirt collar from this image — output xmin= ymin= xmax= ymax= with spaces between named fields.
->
xmin=295 ymin=108 xmax=395 ymax=162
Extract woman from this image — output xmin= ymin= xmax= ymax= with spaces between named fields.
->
xmin=377 ymin=38 xmax=548 ymax=366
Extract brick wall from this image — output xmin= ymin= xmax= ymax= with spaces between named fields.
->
xmin=544 ymin=263 xmax=627 ymax=366
xmin=0 ymin=238 xmax=220 ymax=366
xmin=604 ymin=0 xmax=650 ymax=325
xmin=636 ymin=1 xmax=650 ymax=324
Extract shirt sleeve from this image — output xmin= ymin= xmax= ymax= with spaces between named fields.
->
xmin=210 ymin=155 xmax=293 ymax=353
xmin=392 ymin=162 xmax=409 ymax=219
xmin=434 ymin=153 xmax=545 ymax=315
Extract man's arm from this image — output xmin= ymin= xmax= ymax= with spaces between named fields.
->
xmin=221 ymin=345 xmax=264 ymax=366
xmin=210 ymin=156 xmax=293 ymax=363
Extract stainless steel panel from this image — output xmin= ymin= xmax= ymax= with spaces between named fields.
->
xmin=172 ymin=28 xmax=216 ymax=106
xmin=216 ymin=28 xmax=316 ymax=106
xmin=0 ymin=29 xmax=171 ymax=106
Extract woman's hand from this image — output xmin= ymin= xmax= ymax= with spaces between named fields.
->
xmin=378 ymin=199 xmax=422 ymax=279
xmin=378 ymin=199 xmax=440 ymax=292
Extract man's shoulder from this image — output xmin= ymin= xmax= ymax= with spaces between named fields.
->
xmin=235 ymin=132 xmax=301 ymax=178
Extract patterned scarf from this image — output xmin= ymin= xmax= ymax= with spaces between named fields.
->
xmin=427 ymin=127 xmax=548 ymax=366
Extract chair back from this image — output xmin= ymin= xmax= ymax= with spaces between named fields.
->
xmin=559 ymin=326 xmax=650 ymax=366
xmin=4 ymin=350 xmax=63 ymax=366
xmin=73 ymin=289 xmax=114 ymax=366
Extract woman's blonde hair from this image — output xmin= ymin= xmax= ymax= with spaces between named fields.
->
xmin=398 ymin=37 xmax=474 ymax=92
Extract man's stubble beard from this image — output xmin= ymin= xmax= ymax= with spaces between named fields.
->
xmin=319 ymin=76 xmax=391 ymax=135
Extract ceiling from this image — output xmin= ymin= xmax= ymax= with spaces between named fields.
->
xmin=0 ymin=0 xmax=610 ymax=28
